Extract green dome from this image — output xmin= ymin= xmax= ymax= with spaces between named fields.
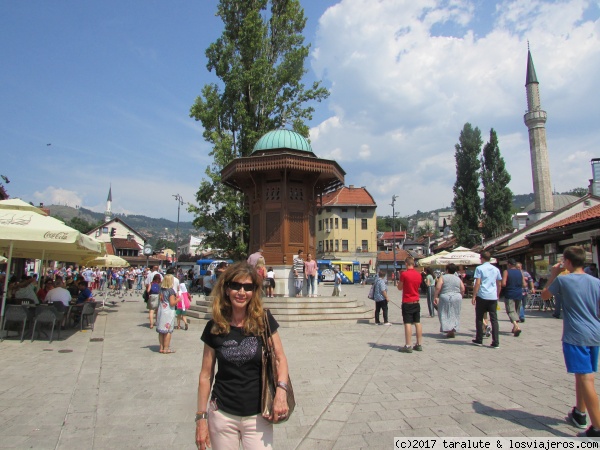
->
xmin=252 ymin=129 xmax=313 ymax=154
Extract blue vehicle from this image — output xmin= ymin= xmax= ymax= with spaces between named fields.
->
xmin=193 ymin=259 xmax=233 ymax=278
xmin=317 ymin=260 xmax=360 ymax=284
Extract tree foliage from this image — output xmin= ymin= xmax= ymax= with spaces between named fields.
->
xmin=376 ymin=216 xmax=408 ymax=233
xmin=452 ymin=123 xmax=482 ymax=248
xmin=481 ymin=129 xmax=513 ymax=239
xmin=189 ymin=0 xmax=329 ymax=258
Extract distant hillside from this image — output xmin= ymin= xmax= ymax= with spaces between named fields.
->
xmin=47 ymin=205 xmax=196 ymax=243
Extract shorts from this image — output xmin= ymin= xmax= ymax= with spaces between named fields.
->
xmin=402 ymin=302 xmax=420 ymax=324
xmin=563 ymin=342 xmax=599 ymax=374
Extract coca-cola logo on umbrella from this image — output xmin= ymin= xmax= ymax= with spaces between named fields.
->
xmin=44 ymin=231 xmax=69 ymax=240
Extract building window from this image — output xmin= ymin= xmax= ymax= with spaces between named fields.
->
xmin=318 ymin=220 xmax=322 ymax=231
xmin=329 ymin=240 xmax=333 ymax=251
xmin=342 ymin=218 xmax=348 ymax=229
xmin=335 ymin=218 xmax=339 ymax=229
xmin=335 ymin=240 xmax=339 ymax=251
xmin=362 ymin=240 xmax=368 ymax=251
xmin=102 ymin=227 xmax=108 ymax=233
xmin=318 ymin=241 xmax=323 ymax=252
xmin=342 ymin=240 xmax=348 ymax=251
xmin=361 ymin=219 xmax=367 ymax=230
xmin=325 ymin=240 xmax=329 ymax=252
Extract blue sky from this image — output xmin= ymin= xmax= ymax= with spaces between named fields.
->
xmin=1 ymin=0 xmax=599 ymax=222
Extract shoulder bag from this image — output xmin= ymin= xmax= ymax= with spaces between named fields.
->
xmin=261 ymin=309 xmax=295 ymax=423
xmin=368 ymin=281 xmax=376 ymax=300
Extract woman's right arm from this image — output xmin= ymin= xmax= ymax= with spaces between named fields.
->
xmin=196 ymin=343 xmax=216 ymax=450
xmin=434 ymin=276 xmax=443 ymax=299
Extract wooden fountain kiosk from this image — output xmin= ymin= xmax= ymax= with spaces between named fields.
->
xmin=221 ymin=129 xmax=344 ymax=268
xmin=187 ymin=130 xmax=373 ymax=325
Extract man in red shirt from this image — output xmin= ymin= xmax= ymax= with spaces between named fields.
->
xmin=397 ymin=256 xmax=424 ymax=353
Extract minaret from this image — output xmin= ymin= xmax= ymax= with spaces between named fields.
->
xmin=104 ymin=186 xmax=112 ymax=222
xmin=524 ymin=47 xmax=554 ymax=216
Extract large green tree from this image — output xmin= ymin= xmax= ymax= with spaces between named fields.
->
xmin=452 ymin=123 xmax=482 ymax=248
xmin=189 ymin=0 xmax=329 ymax=258
xmin=481 ymin=129 xmax=513 ymax=239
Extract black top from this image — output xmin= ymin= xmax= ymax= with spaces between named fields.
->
xmin=201 ymin=310 xmax=279 ymax=416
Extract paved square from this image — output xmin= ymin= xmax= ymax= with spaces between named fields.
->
xmin=0 ymin=284 xmax=591 ymax=449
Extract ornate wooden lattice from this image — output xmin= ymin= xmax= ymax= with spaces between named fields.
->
xmin=289 ymin=182 xmax=304 ymax=201
xmin=265 ymin=183 xmax=281 ymax=201
xmin=266 ymin=211 xmax=281 ymax=243
xmin=288 ymin=212 xmax=304 ymax=244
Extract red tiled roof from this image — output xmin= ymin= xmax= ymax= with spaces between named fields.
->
xmin=106 ymin=243 xmax=114 ymax=255
xmin=380 ymin=231 xmax=406 ymax=240
xmin=377 ymin=249 xmax=411 ymax=262
xmin=496 ymin=239 xmax=530 ymax=255
xmin=111 ymin=238 xmax=141 ymax=250
xmin=529 ymin=204 xmax=600 ymax=235
xmin=322 ymin=186 xmax=376 ymax=206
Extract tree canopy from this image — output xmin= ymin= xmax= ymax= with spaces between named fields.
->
xmin=189 ymin=0 xmax=329 ymax=258
xmin=452 ymin=123 xmax=482 ymax=248
xmin=481 ymin=129 xmax=513 ymax=239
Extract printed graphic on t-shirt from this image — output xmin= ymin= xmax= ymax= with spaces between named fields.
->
xmin=220 ymin=337 xmax=259 ymax=366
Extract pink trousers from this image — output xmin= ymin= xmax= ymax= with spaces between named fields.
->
xmin=208 ymin=408 xmax=273 ymax=450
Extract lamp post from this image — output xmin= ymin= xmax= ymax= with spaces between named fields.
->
xmin=391 ymin=195 xmax=398 ymax=275
xmin=173 ymin=194 xmax=184 ymax=267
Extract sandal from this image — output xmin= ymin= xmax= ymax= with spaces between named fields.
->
xmin=514 ymin=329 xmax=522 ymax=337
xmin=164 ymin=349 xmax=176 ymax=354
xmin=184 ymin=323 xmax=189 ymax=331
xmin=175 ymin=326 xmax=181 ymax=330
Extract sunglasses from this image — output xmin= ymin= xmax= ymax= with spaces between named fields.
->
xmin=227 ymin=282 xmax=256 ymax=292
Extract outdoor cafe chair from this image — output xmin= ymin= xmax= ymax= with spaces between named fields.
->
xmin=80 ymin=302 xmax=97 ymax=332
xmin=31 ymin=305 xmax=62 ymax=343
xmin=1 ymin=304 xmax=29 ymax=343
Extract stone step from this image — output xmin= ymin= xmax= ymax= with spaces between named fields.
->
xmin=195 ymin=296 xmax=368 ymax=306
xmin=186 ymin=295 xmax=374 ymax=326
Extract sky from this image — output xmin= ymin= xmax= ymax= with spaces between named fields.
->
xmin=1 ymin=0 xmax=599 ymax=223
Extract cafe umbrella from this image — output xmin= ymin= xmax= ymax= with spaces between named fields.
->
xmin=0 ymin=199 xmax=104 ymax=325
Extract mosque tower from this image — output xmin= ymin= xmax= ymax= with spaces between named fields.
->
xmin=104 ymin=186 xmax=112 ymax=222
xmin=524 ymin=47 xmax=554 ymax=220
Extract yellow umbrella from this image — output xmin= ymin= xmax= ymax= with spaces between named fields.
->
xmin=0 ymin=199 xmax=104 ymax=322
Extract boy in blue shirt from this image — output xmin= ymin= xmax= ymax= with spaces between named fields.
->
xmin=542 ymin=246 xmax=600 ymax=437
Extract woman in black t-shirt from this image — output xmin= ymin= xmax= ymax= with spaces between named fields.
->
xmin=195 ymin=262 xmax=290 ymax=450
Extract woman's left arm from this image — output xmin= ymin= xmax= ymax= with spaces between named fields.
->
xmin=269 ymin=330 xmax=290 ymax=423
xmin=169 ymin=291 xmax=177 ymax=308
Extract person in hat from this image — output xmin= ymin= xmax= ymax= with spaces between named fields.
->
xmin=502 ymin=258 xmax=526 ymax=337
xmin=332 ymin=267 xmax=342 ymax=296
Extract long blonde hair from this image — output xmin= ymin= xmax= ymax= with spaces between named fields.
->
xmin=210 ymin=262 xmax=265 ymax=336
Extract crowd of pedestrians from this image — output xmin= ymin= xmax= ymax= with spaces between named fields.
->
xmin=368 ymin=245 xmax=600 ymax=438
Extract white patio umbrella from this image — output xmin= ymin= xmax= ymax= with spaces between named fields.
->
xmin=83 ymin=254 xmax=130 ymax=268
xmin=418 ymin=250 xmax=450 ymax=267
xmin=435 ymin=249 xmax=497 ymax=266
xmin=0 ymin=199 xmax=104 ymax=323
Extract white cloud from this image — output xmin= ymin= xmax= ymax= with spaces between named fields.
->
xmin=32 ymin=187 xmax=83 ymax=208
xmin=311 ymin=0 xmax=600 ymax=215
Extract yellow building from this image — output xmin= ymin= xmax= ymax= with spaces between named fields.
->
xmin=316 ymin=185 xmax=377 ymax=271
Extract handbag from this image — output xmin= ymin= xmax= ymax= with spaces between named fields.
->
xmin=142 ymin=290 xmax=149 ymax=303
xmin=261 ymin=309 xmax=295 ymax=423
xmin=367 ymin=282 xmax=375 ymax=300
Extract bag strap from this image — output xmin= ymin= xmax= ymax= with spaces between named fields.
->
xmin=262 ymin=309 xmax=274 ymax=356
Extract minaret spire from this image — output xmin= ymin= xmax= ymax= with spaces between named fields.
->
xmin=104 ymin=185 xmax=112 ymax=222
xmin=524 ymin=47 xmax=553 ymax=217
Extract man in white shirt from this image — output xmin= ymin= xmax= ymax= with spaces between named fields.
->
xmin=45 ymin=277 xmax=72 ymax=307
